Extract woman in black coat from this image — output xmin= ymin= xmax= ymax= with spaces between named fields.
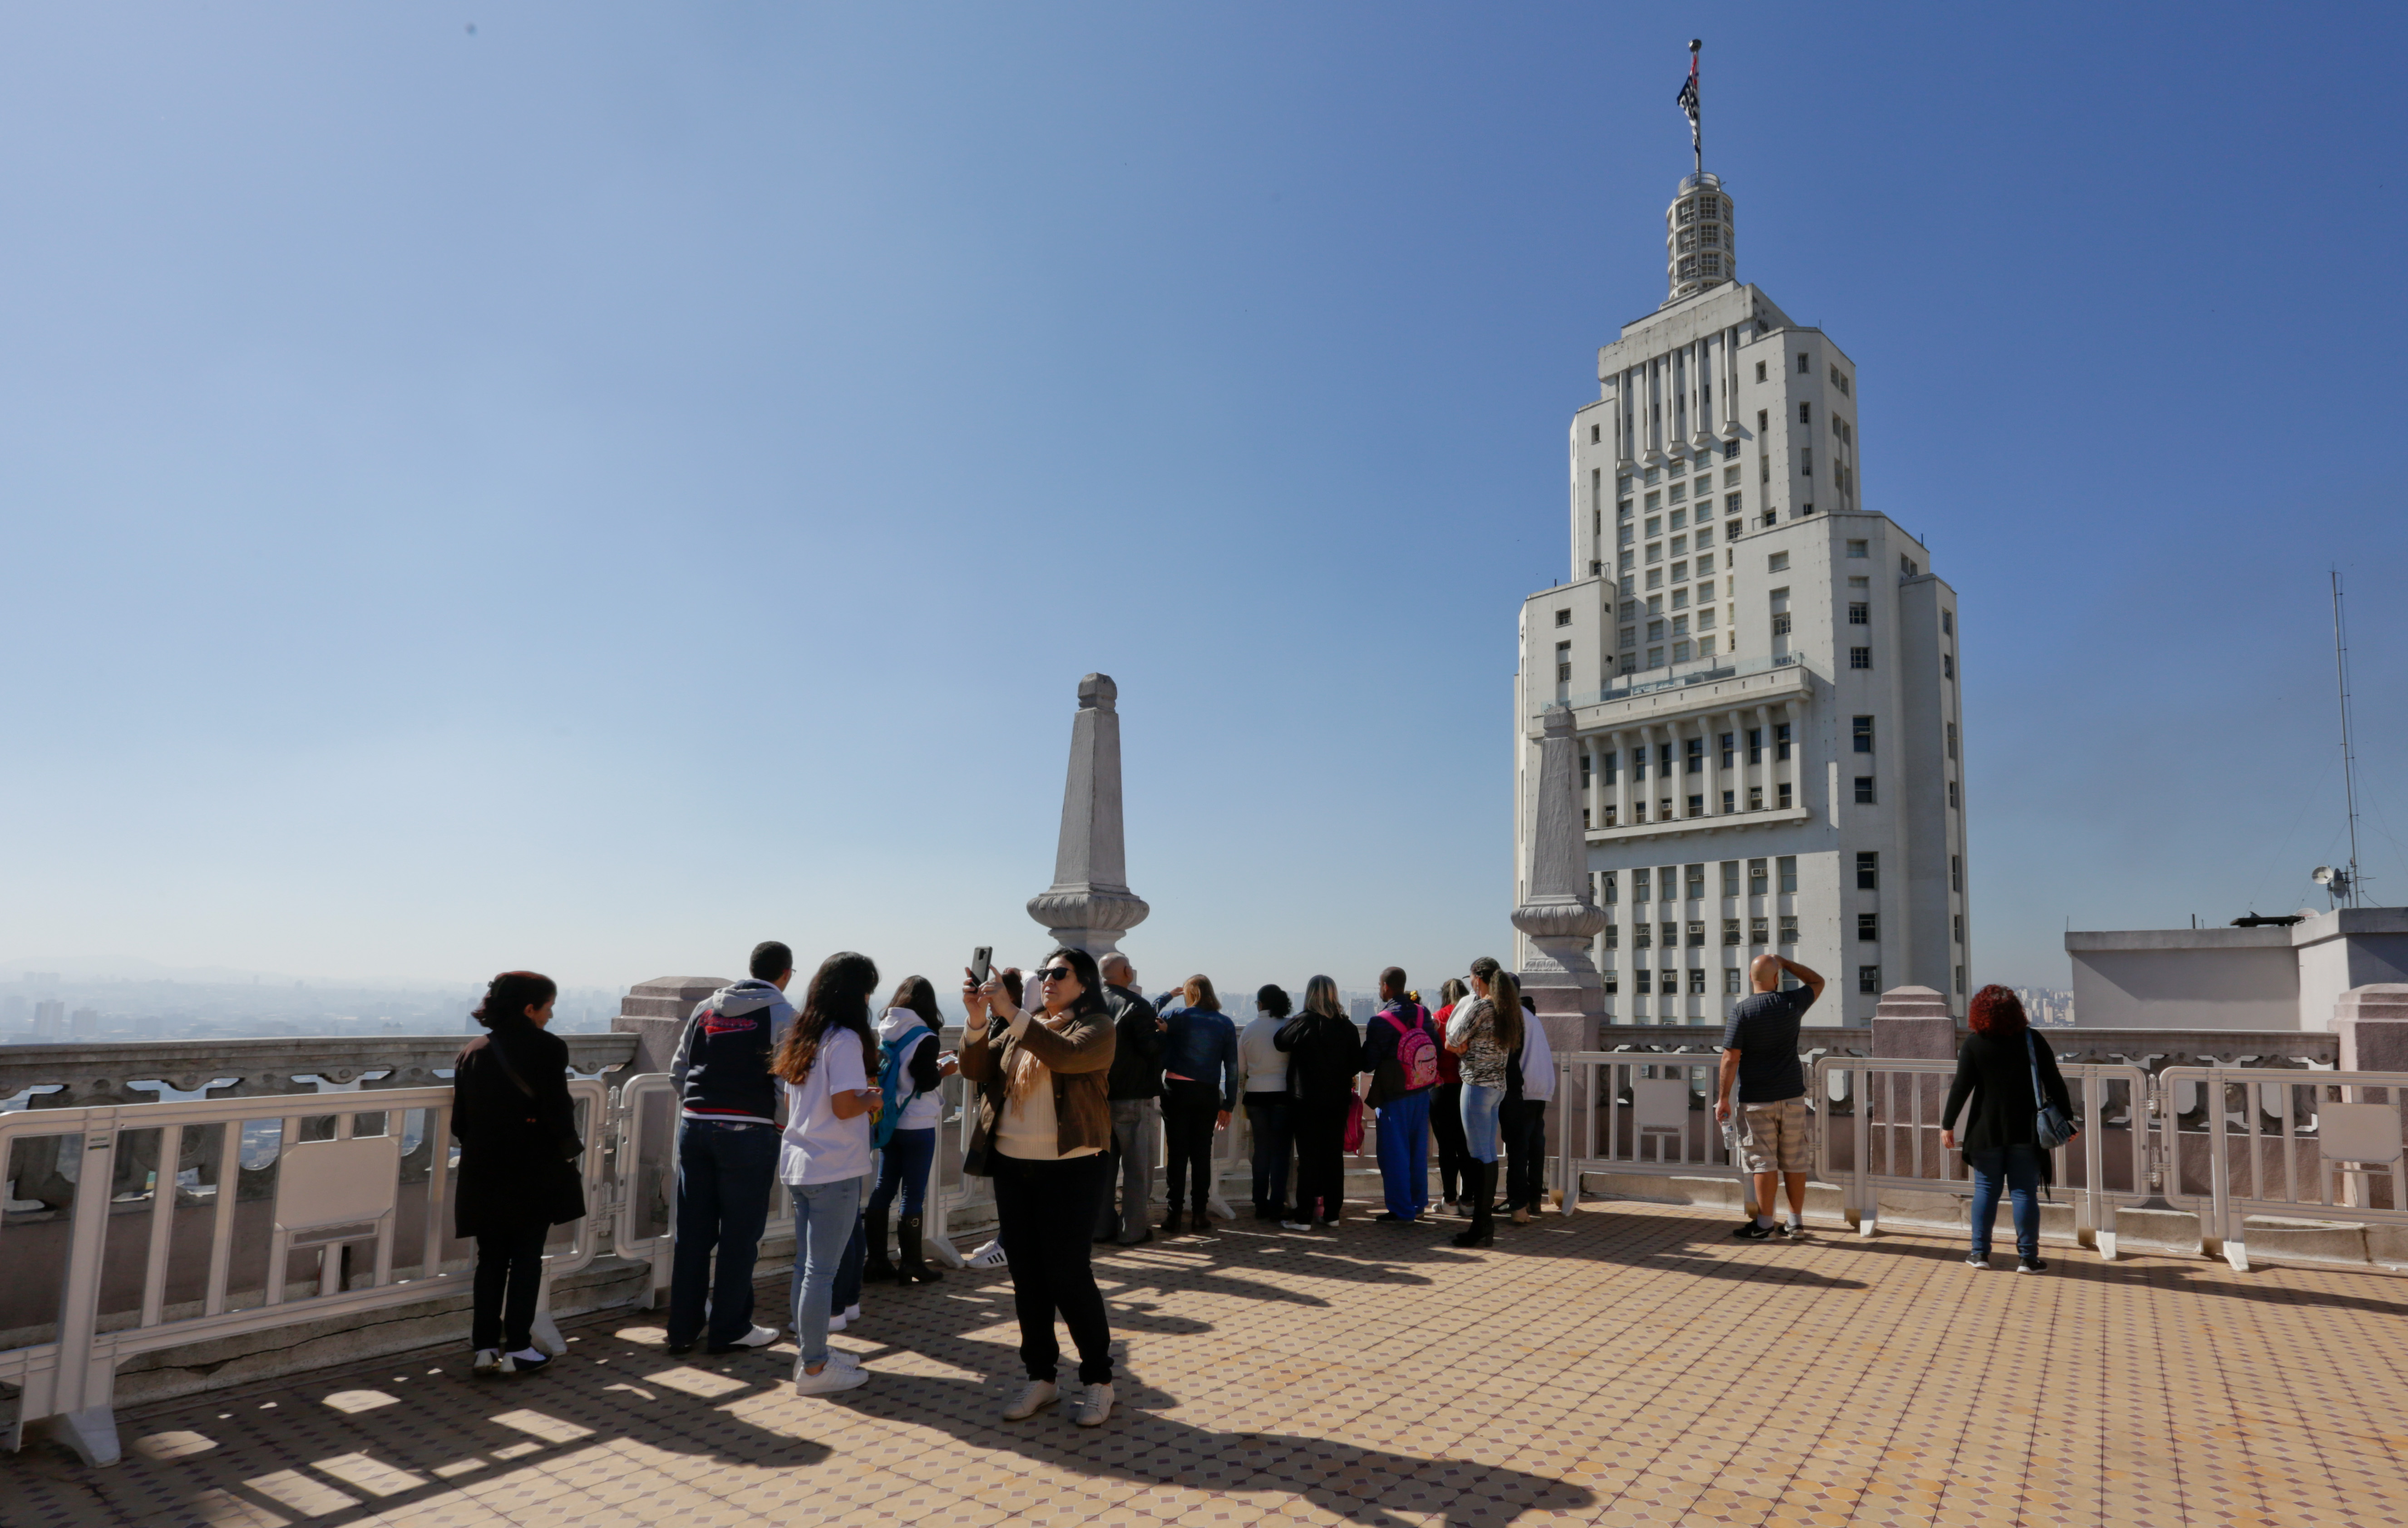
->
xmin=452 ymin=970 xmax=585 ymax=1375
xmin=1940 ymin=984 xmax=2077 ymax=1274
xmin=1273 ymin=974 xmax=1363 ymax=1231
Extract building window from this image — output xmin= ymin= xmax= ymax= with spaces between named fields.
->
xmin=1801 ymin=447 xmax=1813 ymax=477
xmin=1686 ymin=792 xmax=1704 ymax=816
xmin=1854 ymin=776 xmax=1876 ymax=804
xmin=1747 ymin=785 xmax=1763 ymax=811
xmin=1857 ymin=851 xmax=1879 ymax=890
xmin=1768 ymin=551 xmax=1789 ymax=573
xmin=1719 ymin=860 xmax=1740 ymax=894
xmin=1662 ymin=921 xmax=1680 ymax=948
xmin=1798 ymin=402 xmax=1812 ymax=425
xmin=1723 ymin=438 xmax=1739 ymax=460
xmin=1683 ymin=920 xmax=1704 ymax=948
xmin=1749 ymin=915 xmax=1768 ymax=945
xmin=1591 ymin=424 xmax=1601 ymax=443
xmin=1556 ymin=641 xmax=1572 ymax=682
xmin=1857 ymin=912 xmax=1879 ymax=943
xmin=1848 ymin=601 xmax=1869 ymax=625
xmin=1850 ymin=647 xmax=1872 ymax=669
xmin=1756 ymin=408 xmax=1768 ymax=432
xmin=1797 ymin=352 xmax=1811 ymax=374
xmin=1953 ymin=913 xmax=1964 ymax=945
xmin=1724 ymin=967 xmax=1743 ymax=995
xmin=1831 ymin=366 xmax=1850 ymax=396
xmin=1942 ymin=609 xmax=1954 ymax=636
xmin=1633 ymin=921 xmax=1652 ymax=949
xmin=1600 ymin=871 xmax=1618 ymax=903
xmin=1581 ymin=808 xmax=1591 ymax=830
xmin=1685 ymin=864 xmax=1706 ymax=900
xmin=1717 ymin=732 xmax=1734 ymax=768
xmin=1944 ymin=652 xmax=1956 ymax=680
xmin=1779 ymin=915 xmax=1800 ymax=944
xmin=1948 ymin=779 xmax=1960 ymax=809
xmin=1602 ymin=803 xmax=1618 ymax=826
xmin=1950 ymin=853 xmax=1962 ymax=893
xmin=1946 ymin=721 xmax=1959 ymax=761
xmin=1618 ymin=625 xmax=1636 ymax=648
xmin=1776 ymin=855 xmax=1798 ymax=894
xmin=1777 ymin=781 xmax=1794 ymax=808
xmin=1853 ymin=715 xmax=1875 ymax=753
xmin=1747 ymin=858 xmax=1768 ymax=896
xmin=1720 ymin=788 xmax=1735 ymax=813
xmin=1634 ymin=969 xmax=1651 ymax=994
xmin=1846 ymin=539 xmax=1869 ymax=559
xmin=1775 ymin=723 xmax=1792 ymax=761
xmin=1686 ymin=738 xmax=1705 ymax=774
xmin=1747 ymin=727 xmax=1762 ymax=764
xmin=1688 ymin=967 xmax=1707 ymax=996
xmin=1859 ymin=965 xmax=1882 ymax=995
xmin=1755 ymin=361 xmax=1767 ymax=383
xmin=1646 ymin=620 xmax=1665 ymax=642
xmin=1722 ymin=918 xmax=1742 ymax=946
xmin=1555 ymin=608 xmax=1572 ymax=627
xmin=1647 ymin=541 xmax=1663 ymax=565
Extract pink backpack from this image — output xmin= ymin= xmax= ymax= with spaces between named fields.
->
xmin=1384 ymin=1009 xmax=1439 ymax=1092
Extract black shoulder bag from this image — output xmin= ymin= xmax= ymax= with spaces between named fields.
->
xmin=2026 ymin=1031 xmax=2076 ymax=1151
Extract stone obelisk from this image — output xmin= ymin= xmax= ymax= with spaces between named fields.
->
xmin=1027 ymin=673 xmax=1150 ymax=958
xmin=1513 ymin=704 xmax=1608 ymax=1052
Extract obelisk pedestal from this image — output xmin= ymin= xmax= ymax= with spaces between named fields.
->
xmin=1026 ymin=673 xmax=1150 ymax=958
xmin=1513 ymin=705 xmax=1609 ymax=1206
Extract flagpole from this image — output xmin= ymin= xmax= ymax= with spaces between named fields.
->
xmin=1690 ymin=39 xmax=1702 ymax=179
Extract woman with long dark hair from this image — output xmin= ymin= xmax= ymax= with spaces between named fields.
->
xmin=1942 ymin=985 xmax=2078 ymax=1273
xmin=863 ymin=975 xmax=954 ymax=1285
xmin=961 ymin=947 xmax=1118 ymax=1426
xmin=1430 ymin=977 xmax=1472 ymax=1214
xmin=1274 ymin=975 xmax=1363 ymax=1231
xmin=1239 ymin=984 xmax=1295 ymax=1221
xmin=772 ymin=951 xmax=883 ymax=1395
xmin=1445 ymin=957 xmax=1522 ymax=1249
xmin=452 ymin=970 xmax=583 ymax=1377
xmin=1154 ymin=974 xmax=1239 ymax=1236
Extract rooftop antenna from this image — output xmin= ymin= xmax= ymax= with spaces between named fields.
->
xmin=1679 ymin=40 xmax=1703 ymax=180
xmin=2329 ymin=569 xmax=2364 ymax=908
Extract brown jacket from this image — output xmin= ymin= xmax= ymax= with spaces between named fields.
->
xmin=959 ymin=1001 xmax=1116 ymax=1172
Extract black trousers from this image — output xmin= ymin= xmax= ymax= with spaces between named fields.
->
xmin=471 ymin=1222 xmax=550 ymax=1352
xmin=991 ymin=1153 xmax=1115 ymax=1385
xmin=1501 ymin=1099 xmax=1549 ymax=1210
xmin=1291 ymin=1099 xmax=1350 ymax=1223
xmin=1161 ymin=1080 xmax=1221 ymax=1213
xmin=1431 ymin=1081 xmax=1471 ymax=1201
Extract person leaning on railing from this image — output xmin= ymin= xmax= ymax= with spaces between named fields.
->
xmin=452 ymin=970 xmax=585 ymax=1378
xmin=1941 ymin=985 xmax=2077 ymax=1275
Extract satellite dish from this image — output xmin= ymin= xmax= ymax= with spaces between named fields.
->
xmin=2312 ymin=866 xmax=2335 ymax=886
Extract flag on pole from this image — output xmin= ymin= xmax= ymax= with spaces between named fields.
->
xmin=1676 ymin=54 xmax=1700 ymax=152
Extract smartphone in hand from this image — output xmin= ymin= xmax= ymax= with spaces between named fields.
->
xmin=969 ymin=947 xmax=993 ymax=985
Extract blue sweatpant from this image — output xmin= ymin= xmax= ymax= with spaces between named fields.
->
xmin=1374 ymin=1089 xmax=1433 ymax=1220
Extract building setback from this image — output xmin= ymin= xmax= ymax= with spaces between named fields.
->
xmin=1514 ymin=170 xmax=1969 ymax=1027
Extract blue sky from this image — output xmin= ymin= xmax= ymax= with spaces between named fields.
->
xmin=2 ymin=4 xmax=2403 ymax=997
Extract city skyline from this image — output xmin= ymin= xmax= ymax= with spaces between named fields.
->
xmin=1 ymin=7 xmax=2403 ymax=996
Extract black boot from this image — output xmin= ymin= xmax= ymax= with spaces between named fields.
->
xmin=896 ymin=1214 xmax=941 ymax=1283
xmin=862 ymin=1204 xmax=897 ymax=1283
xmin=1160 ymin=1206 xmax=1184 ymax=1236
xmin=1451 ymin=1163 xmax=1495 ymax=1248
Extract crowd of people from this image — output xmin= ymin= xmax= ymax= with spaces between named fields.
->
xmin=446 ymin=943 xmax=2077 ymax=1413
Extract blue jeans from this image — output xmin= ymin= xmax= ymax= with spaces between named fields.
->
xmin=1244 ymin=1095 xmax=1293 ymax=1214
xmin=1374 ymin=1089 xmax=1432 ymax=1218
xmin=786 ymin=1177 xmax=861 ymax=1369
xmin=1968 ymin=1145 xmax=2043 ymax=1260
xmin=834 ymin=1193 xmax=866 ymax=1312
xmin=668 ymin=1120 xmax=779 ymax=1350
xmin=867 ymin=1127 xmax=937 ymax=1219
xmin=1461 ymin=1083 xmax=1504 ymax=1164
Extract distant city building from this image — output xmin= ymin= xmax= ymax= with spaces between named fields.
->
xmin=1348 ymin=996 xmax=1375 ymax=1024
xmin=2013 ymin=987 xmax=2075 ymax=1027
xmin=1515 ymin=163 xmax=1969 ymax=1027
xmin=33 ymin=1000 xmax=65 ymax=1041
xmin=69 ymin=1008 xmax=100 ymax=1038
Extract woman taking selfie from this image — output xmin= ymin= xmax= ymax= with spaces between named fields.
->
xmin=774 ymin=951 xmax=884 ymax=1396
xmin=961 ymin=948 xmax=1118 ymax=1427
xmin=452 ymin=970 xmax=583 ymax=1378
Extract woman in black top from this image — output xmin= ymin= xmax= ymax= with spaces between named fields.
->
xmin=1940 ymin=984 xmax=2077 ymax=1273
xmin=1274 ymin=975 xmax=1363 ymax=1231
xmin=452 ymin=970 xmax=586 ymax=1374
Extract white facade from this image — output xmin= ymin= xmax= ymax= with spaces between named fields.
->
xmin=2066 ymin=909 xmax=2408 ymax=1031
xmin=1514 ymin=173 xmax=1969 ymax=1027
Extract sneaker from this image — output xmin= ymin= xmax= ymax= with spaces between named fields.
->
xmin=1073 ymin=1382 xmax=1114 ymax=1428
xmin=844 ymin=1304 xmax=861 ymax=1321
xmin=791 ymin=1360 xmax=869 ymax=1396
xmin=472 ymin=1349 xmax=503 ymax=1376
xmin=1280 ymin=1220 xmax=1314 ymax=1231
xmin=1966 ymin=1252 xmax=1990 ymax=1269
xmin=966 ymin=1239 xmax=1008 ymax=1270
xmin=1001 ymin=1380 xmax=1060 ymax=1421
xmin=707 ymin=1324 xmax=781 ymax=1354
xmin=1778 ymin=1222 xmax=1809 ymax=1241
xmin=2015 ymin=1257 xmax=2049 ymax=1275
xmin=1730 ymin=1220 xmax=1776 ymax=1240
xmin=826 ymin=1312 xmax=849 ymax=1333
xmin=504 ymin=1349 xmax=551 ymax=1375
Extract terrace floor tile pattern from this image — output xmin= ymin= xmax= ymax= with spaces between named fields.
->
xmin=5 ymin=1202 xmax=2406 ymax=1527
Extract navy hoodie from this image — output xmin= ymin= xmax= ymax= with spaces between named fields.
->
xmin=671 ymin=978 xmax=793 ymax=1126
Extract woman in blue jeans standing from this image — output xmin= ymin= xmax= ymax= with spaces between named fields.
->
xmin=1941 ymin=984 xmax=2078 ymax=1274
xmin=1444 ymin=957 xmax=1521 ymax=1250
xmin=773 ymin=952 xmax=884 ymax=1394
xmin=862 ymin=975 xmax=955 ymax=1284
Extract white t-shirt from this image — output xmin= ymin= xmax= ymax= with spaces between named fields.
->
xmin=778 ymin=1029 xmax=873 ymax=1186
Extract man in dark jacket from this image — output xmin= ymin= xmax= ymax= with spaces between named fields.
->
xmin=1360 ymin=966 xmax=1439 ymax=1224
xmin=1093 ymin=952 xmax=1165 ymax=1245
xmin=665 ymin=941 xmax=795 ymax=1355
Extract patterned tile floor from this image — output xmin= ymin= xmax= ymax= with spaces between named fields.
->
xmin=6 ymin=1202 xmax=2406 ymax=1528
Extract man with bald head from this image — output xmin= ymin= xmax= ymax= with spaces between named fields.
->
xmin=1714 ymin=952 xmax=1825 ymax=1241
xmin=1092 ymin=952 xmax=1165 ymax=1246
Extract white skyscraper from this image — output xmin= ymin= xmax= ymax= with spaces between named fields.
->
xmin=1513 ymin=168 xmax=1969 ymax=1027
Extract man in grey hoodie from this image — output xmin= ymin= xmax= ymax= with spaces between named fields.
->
xmin=665 ymin=942 xmax=795 ymax=1355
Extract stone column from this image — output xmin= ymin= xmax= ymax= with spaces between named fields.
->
xmin=611 ymin=977 xmax=735 ymax=1074
xmin=1515 ymin=706 xmax=1609 ymax=1043
xmin=2332 ymin=984 xmax=2408 ymax=1072
xmin=1027 ymin=673 xmax=1151 ymax=958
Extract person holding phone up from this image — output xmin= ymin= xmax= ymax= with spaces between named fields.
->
xmin=960 ymin=948 xmax=1119 ymax=1427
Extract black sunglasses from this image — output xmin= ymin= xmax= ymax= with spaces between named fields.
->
xmin=1035 ymin=966 xmax=1076 ymax=982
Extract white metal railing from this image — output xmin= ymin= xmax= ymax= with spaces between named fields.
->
xmin=2157 ymin=1066 xmax=2408 ymax=1271
xmin=0 ymin=1078 xmax=608 ymax=1468
xmin=1809 ymin=1057 xmax=2151 ymax=1259
xmin=1553 ymin=1048 xmax=1742 ymax=1213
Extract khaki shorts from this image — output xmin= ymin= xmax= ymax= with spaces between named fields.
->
xmin=1739 ymin=1096 xmax=1811 ymax=1175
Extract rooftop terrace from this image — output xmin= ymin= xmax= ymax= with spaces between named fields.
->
xmin=7 ymin=1199 xmax=2401 ymax=1528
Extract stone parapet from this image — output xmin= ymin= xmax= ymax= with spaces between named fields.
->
xmin=2332 ymin=983 xmax=2408 ymax=1073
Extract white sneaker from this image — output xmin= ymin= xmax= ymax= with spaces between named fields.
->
xmin=791 ymin=1360 xmax=869 ymax=1395
xmin=1073 ymin=1382 xmax=1114 ymax=1428
xmin=472 ymin=1349 xmax=503 ymax=1376
xmin=967 ymin=1238 xmax=1009 ymax=1269
xmin=844 ymin=1304 xmax=861 ymax=1321
xmin=1001 ymin=1380 xmax=1059 ymax=1421
xmin=824 ymin=1348 xmax=863 ymax=1369
xmin=826 ymin=1312 xmax=849 ymax=1332
xmin=725 ymin=1324 xmax=780 ymax=1350
xmin=1280 ymin=1220 xmax=1314 ymax=1231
